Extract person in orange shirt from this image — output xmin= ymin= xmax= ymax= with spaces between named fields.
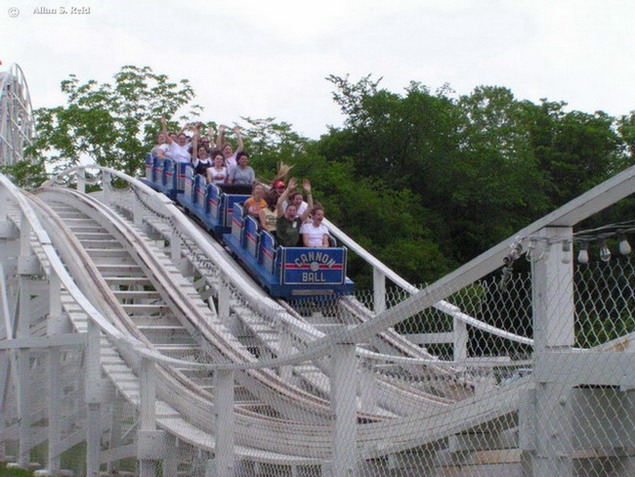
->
xmin=243 ymin=183 xmax=267 ymax=218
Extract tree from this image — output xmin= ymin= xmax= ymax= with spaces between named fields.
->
xmin=31 ymin=65 xmax=201 ymax=176
xmin=0 ymin=160 xmax=48 ymax=190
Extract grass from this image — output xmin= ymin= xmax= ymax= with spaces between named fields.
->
xmin=0 ymin=466 xmax=34 ymax=476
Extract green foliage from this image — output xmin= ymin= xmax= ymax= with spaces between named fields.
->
xmin=0 ymin=160 xmax=48 ymax=190
xmin=31 ymin=65 xmax=201 ymax=176
xmin=239 ymin=117 xmax=310 ymax=181
xmin=320 ymin=74 xmax=630 ymax=266
xmin=31 ymin=67 xmax=633 ymax=291
xmin=0 ymin=464 xmax=33 ymax=476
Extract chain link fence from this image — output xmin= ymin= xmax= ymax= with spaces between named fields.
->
xmin=1 ymin=167 xmax=632 ymax=476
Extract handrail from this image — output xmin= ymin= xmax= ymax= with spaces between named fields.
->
xmin=329 ymin=216 xmax=534 ymax=345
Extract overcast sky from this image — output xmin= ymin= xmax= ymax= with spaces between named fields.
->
xmin=3 ymin=0 xmax=635 ymax=139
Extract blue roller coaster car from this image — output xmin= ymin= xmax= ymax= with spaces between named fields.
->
xmin=141 ymin=155 xmax=354 ymax=298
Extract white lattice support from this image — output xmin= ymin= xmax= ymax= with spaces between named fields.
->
xmin=359 ymin=359 xmax=377 ymax=414
xmin=330 ymin=341 xmax=358 ymax=477
xmin=139 ymin=357 xmax=156 ymax=433
xmin=212 ymin=369 xmax=235 ymax=477
xmin=170 ymin=228 xmax=182 ymax=262
xmin=47 ymin=348 xmax=62 ymax=473
xmin=138 ymin=357 xmax=158 ymax=477
xmin=0 ymin=352 xmax=8 ymax=460
xmin=453 ymin=316 xmax=468 ymax=363
xmin=133 ymin=196 xmax=143 ymax=227
xmin=101 ymin=171 xmax=112 ymax=205
xmin=278 ymin=326 xmax=293 ymax=381
xmin=218 ymin=274 xmax=231 ymax=326
xmin=524 ymin=226 xmax=575 ymax=477
xmin=46 ymin=269 xmax=64 ymax=473
xmin=0 ymin=263 xmax=13 ymax=341
xmin=162 ymin=456 xmax=178 ymax=477
xmin=16 ymin=250 xmax=33 ymax=468
xmin=373 ymin=267 xmax=386 ymax=314
xmin=532 ymin=227 xmax=575 ymax=351
xmin=85 ymin=320 xmax=102 ymax=477
xmin=16 ymin=347 xmax=30 ymax=467
xmin=105 ymin=394 xmax=125 ymax=473
xmin=0 ymin=187 xmax=8 ymax=222
xmin=76 ymin=169 xmax=86 ymax=194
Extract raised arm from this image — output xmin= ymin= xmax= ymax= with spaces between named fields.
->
xmin=190 ymin=127 xmax=200 ymax=161
xmin=207 ymin=126 xmax=217 ymax=150
xmin=276 ymin=178 xmax=297 ymax=217
xmin=234 ymin=126 xmax=244 ymax=153
xmin=161 ymin=116 xmax=168 ymax=136
xmin=217 ymin=125 xmax=227 ymax=149
xmin=299 ymin=179 xmax=313 ymax=222
xmin=162 ymin=116 xmax=174 ymax=144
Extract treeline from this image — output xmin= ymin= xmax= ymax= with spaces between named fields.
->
xmin=244 ymin=76 xmax=635 ymax=286
xmin=12 ymin=66 xmax=635 ymax=287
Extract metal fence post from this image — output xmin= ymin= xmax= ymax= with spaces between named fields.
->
xmin=331 ymin=341 xmax=358 ymax=476
xmin=77 ymin=168 xmax=86 ymax=194
xmin=139 ymin=356 xmax=158 ymax=477
xmin=47 ymin=270 xmax=63 ymax=474
xmin=359 ymin=359 xmax=377 ymax=414
xmin=85 ymin=320 xmax=102 ymax=477
xmin=17 ymin=221 xmax=33 ymax=468
xmin=453 ymin=316 xmax=467 ymax=363
xmin=101 ymin=171 xmax=112 ymax=205
xmin=373 ymin=267 xmax=386 ymax=314
xmin=213 ymin=369 xmax=235 ymax=476
xmin=278 ymin=326 xmax=293 ymax=381
xmin=525 ymin=226 xmax=575 ymax=477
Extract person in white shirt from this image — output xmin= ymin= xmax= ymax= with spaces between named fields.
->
xmin=284 ymin=191 xmax=309 ymax=219
xmin=151 ymin=132 xmax=170 ymax=159
xmin=161 ymin=116 xmax=192 ymax=163
xmin=300 ymin=205 xmax=330 ymax=248
xmin=207 ymin=152 xmax=228 ymax=185
xmin=216 ymin=125 xmax=244 ymax=169
xmin=167 ymin=132 xmax=192 ymax=163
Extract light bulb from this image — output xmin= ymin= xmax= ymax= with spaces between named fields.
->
xmin=618 ymin=236 xmax=632 ymax=255
xmin=577 ymin=243 xmax=589 ymax=264
xmin=599 ymin=239 xmax=611 ymax=262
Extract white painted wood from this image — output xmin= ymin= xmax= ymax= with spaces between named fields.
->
xmin=86 ymin=320 xmax=102 ymax=477
xmin=526 ymin=226 xmax=575 ymax=477
xmin=331 ymin=342 xmax=358 ymax=477
xmin=214 ymin=369 xmax=235 ymax=476
xmin=139 ymin=357 xmax=156 ymax=432
xmin=453 ymin=317 xmax=468 ymax=363
xmin=47 ymin=348 xmax=61 ymax=473
xmin=373 ymin=267 xmax=386 ymax=314
xmin=531 ymin=227 xmax=574 ymax=352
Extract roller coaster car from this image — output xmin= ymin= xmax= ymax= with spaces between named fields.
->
xmin=223 ymin=204 xmax=354 ymax=299
xmin=140 ymin=155 xmax=186 ymax=200
xmin=141 ymin=156 xmax=354 ymax=298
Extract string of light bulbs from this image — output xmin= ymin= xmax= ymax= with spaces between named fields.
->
xmin=499 ymin=221 xmax=633 ymax=289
